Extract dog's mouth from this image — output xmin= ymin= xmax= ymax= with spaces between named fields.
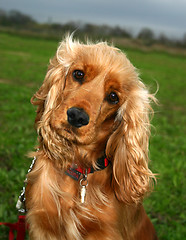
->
xmin=61 ymin=125 xmax=84 ymax=142
xmin=60 ymin=122 xmax=96 ymax=146
xmin=64 ymin=128 xmax=72 ymax=134
xmin=62 ymin=126 xmax=76 ymax=139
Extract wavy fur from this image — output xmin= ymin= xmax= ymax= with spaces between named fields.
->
xmin=26 ymin=35 xmax=158 ymax=240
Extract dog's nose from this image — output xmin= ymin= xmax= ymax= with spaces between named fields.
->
xmin=67 ymin=107 xmax=89 ymax=128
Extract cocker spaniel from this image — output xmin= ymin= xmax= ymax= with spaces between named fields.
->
xmin=26 ymin=35 xmax=158 ymax=240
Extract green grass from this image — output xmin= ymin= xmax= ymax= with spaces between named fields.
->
xmin=0 ymin=32 xmax=185 ymax=239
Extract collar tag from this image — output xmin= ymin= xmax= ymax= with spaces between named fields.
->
xmin=65 ymin=168 xmax=82 ymax=181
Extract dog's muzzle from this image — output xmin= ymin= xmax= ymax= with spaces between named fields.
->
xmin=67 ymin=107 xmax=89 ymax=128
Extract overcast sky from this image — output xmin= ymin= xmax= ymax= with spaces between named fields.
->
xmin=1 ymin=0 xmax=186 ymax=39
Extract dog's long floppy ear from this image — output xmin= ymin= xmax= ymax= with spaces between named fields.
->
xmin=106 ymin=79 xmax=156 ymax=204
xmin=30 ymin=36 xmax=76 ymax=163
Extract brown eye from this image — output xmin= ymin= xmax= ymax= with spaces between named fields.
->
xmin=107 ymin=92 xmax=119 ymax=104
xmin=73 ymin=70 xmax=84 ymax=83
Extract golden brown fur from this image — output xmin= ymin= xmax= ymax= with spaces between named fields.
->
xmin=26 ymin=35 xmax=158 ymax=239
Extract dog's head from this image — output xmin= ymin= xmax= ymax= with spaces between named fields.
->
xmin=32 ymin=36 xmax=156 ymax=203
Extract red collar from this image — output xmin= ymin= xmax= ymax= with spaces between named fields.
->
xmin=65 ymin=156 xmax=110 ymax=181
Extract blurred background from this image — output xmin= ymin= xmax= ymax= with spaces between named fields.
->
xmin=0 ymin=0 xmax=186 ymax=47
xmin=0 ymin=0 xmax=185 ymax=239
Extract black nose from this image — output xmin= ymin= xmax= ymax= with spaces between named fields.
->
xmin=67 ymin=107 xmax=89 ymax=128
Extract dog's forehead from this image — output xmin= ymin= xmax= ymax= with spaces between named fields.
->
xmin=70 ymin=44 xmax=130 ymax=78
xmin=79 ymin=44 xmax=125 ymax=67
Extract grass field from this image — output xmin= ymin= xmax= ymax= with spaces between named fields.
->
xmin=0 ymin=32 xmax=185 ymax=239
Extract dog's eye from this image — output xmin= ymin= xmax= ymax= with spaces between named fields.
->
xmin=107 ymin=92 xmax=119 ymax=104
xmin=73 ymin=70 xmax=85 ymax=83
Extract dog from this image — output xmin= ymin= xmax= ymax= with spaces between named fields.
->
xmin=26 ymin=35 xmax=158 ymax=240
